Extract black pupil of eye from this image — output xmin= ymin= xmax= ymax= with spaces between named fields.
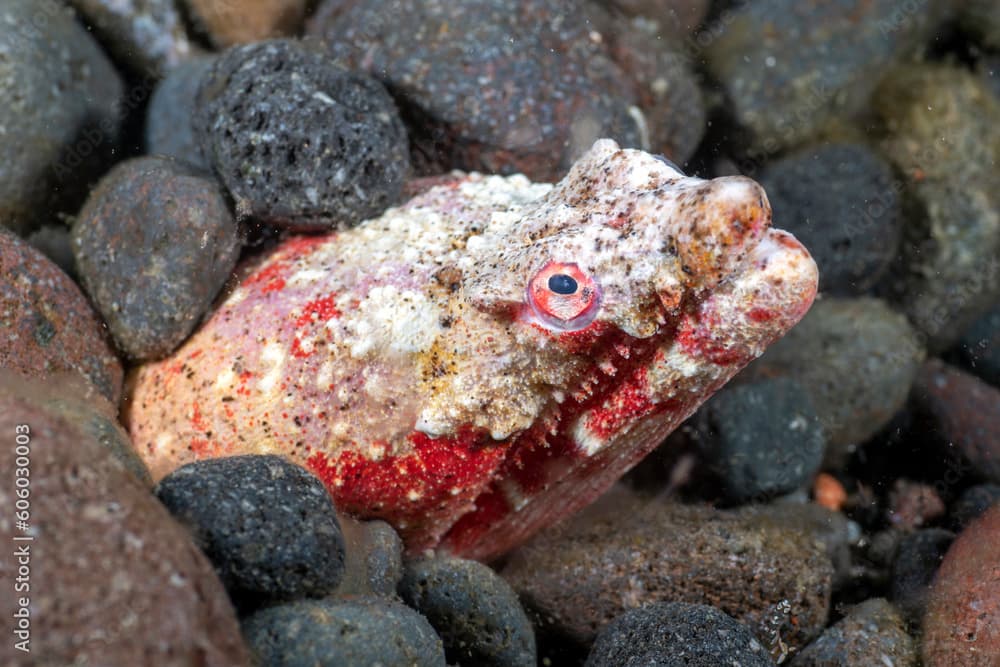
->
xmin=548 ymin=274 xmax=578 ymax=295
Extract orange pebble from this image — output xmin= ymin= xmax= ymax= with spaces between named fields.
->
xmin=814 ymin=472 xmax=847 ymax=511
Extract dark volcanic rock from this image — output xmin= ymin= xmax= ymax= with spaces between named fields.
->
xmin=746 ymin=297 xmax=924 ymax=468
xmin=951 ymin=304 xmax=1000 ymax=389
xmin=501 ymin=486 xmax=832 ymax=652
xmin=706 ymin=0 xmax=945 ymax=153
xmin=0 ymin=228 xmax=123 ymax=404
xmin=958 ymin=0 xmax=1000 ymax=50
xmin=72 ymin=156 xmax=240 ymax=361
xmin=586 ymin=602 xmax=775 ymax=667
xmin=0 ymin=395 xmax=249 ymax=666
xmin=874 ymin=65 xmax=1000 ymax=352
xmin=950 ymin=484 xmax=1000 ymax=530
xmin=891 ymin=528 xmax=955 ymax=624
xmin=242 ymin=597 xmax=445 ymax=666
xmin=308 ymin=0 xmax=646 ymax=181
xmin=789 ymin=598 xmax=917 ymax=667
xmin=399 ymin=557 xmax=536 ymax=667
xmin=759 ymin=143 xmax=902 ymax=295
xmin=195 ymin=39 xmax=410 ymax=230
xmin=696 ymin=377 xmax=825 ymax=503
xmin=923 ymin=504 xmax=1000 ymax=666
xmin=155 ymin=455 xmax=346 ymax=606
xmin=911 ymin=359 xmax=1000 ymax=484
xmin=66 ymin=0 xmax=198 ymax=78
xmin=0 ymin=0 xmax=124 ymax=234
xmin=145 ymin=56 xmax=216 ymax=169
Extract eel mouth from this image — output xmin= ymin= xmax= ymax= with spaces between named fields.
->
xmin=743 ymin=227 xmax=819 ymax=319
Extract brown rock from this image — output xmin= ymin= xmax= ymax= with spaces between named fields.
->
xmin=923 ymin=504 xmax=1000 ymax=666
xmin=0 ymin=395 xmax=249 ymax=666
xmin=183 ymin=0 xmax=309 ymax=47
xmin=601 ymin=0 xmax=710 ymax=40
xmin=595 ymin=9 xmax=706 ymax=165
xmin=501 ymin=486 xmax=832 ymax=653
xmin=0 ymin=370 xmax=151 ymax=486
xmin=912 ymin=359 xmax=1000 ymax=484
xmin=754 ymin=501 xmax=854 ymax=589
xmin=0 ymin=227 xmax=123 ymax=404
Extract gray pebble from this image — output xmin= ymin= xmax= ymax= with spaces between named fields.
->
xmin=789 ymin=598 xmax=916 ymax=667
xmin=873 ymin=65 xmax=1000 ymax=352
xmin=26 ymin=224 xmax=76 ymax=279
xmin=65 ymin=0 xmax=198 ymax=78
xmin=585 ymin=601 xmax=775 ymax=666
xmin=145 ymin=56 xmax=216 ymax=170
xmin=752 ymin=501 xmax=854 ymax=589
xmin=950 ymin=304 xmax=1000 ymax=389
xmin=308 ymin=0 xmax=645 ymax=181
xmin=950 ymin=484 xmax=1000 ymax=530
xmin=958 ymin=0 xmax=1000 ymax=51
xmin=242 ymin=597 xmax=445 ymax=666
xmin=72 ymin=156 xmax=239 ymax=361
xmin=0 ymin=0 xmax=123 ymax=234
xmin=706 ymin=0 xmax=944 ymax=153
xmin=333 ymin=516 xmax=404 ymax=598
xmin=746 ymin=297 xmax=925 ymax=468
xmin=707 ymin=0 xmax=941 ymax=156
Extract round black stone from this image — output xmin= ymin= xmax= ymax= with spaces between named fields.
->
xmin=759 ymin=143 xmax=901 ymax=295
xmin=696 ymin=377 xmax=826 ymax=503
xmin=154 ymin=454 xmax=346 ymax=608
xmin=548 ymin=274 xmax=578 ymax=295
xmin=398 ymin=557 xmax=536 ymax=667
xmin=890 ymin=528 xmax=955 ymax=623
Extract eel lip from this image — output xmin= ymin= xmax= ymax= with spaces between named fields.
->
xmin=749 ymin=228 xmax=819 ymax=323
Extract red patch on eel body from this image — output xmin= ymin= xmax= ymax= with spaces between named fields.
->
xmin=305 ymin=426 xmax=507 ymax=544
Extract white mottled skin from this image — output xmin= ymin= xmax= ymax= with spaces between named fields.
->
xmin=126 ymin=140 xmax=818 ymax=558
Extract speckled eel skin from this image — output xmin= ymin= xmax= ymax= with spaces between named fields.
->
xmin=125 ymin=140 xmax=818 ymax=560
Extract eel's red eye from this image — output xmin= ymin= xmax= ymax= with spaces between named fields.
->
xmin=527 ymin=261 xmax=602 ymax=331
